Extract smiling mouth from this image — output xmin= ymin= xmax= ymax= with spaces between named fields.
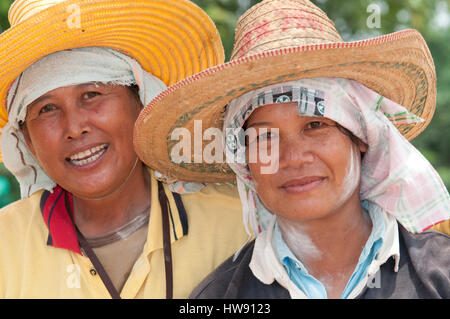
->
xmin=280 ymin=176 xmax=326 ymax=193
xmin=66 ymin=144 xmax=109 ymax=166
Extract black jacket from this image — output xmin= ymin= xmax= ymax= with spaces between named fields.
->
xmin=190 ymin=226 xmax=450 ymax=299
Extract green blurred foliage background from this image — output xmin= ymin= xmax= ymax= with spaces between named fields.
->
xmin=0 ymin=0 xmax=449 ymax=207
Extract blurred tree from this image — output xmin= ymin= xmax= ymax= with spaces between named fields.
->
xmin=0 ymin=0 xmax=12 ymax=32
xmin=192 ymin=0 xmax=262 ymax=60
xmin=0 ymin=0 xmax=449 ymax=207
xmin=0 ymin=162 xmax=19 ymax=207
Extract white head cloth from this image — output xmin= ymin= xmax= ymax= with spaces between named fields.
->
xmin=224 ymin=78 xmax=450 ymax=240
xmin=1 ymin=47 xmax=167 ymax=198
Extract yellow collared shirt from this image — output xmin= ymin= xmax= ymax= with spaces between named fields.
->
xmin=0 ymin=170 xmax=248 ymax=298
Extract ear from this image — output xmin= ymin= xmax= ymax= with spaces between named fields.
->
xmin=20 ymin=123 xmax=37 ymax=158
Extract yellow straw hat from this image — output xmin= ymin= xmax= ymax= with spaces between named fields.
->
xmin=134 ymin=0 xmax=436 ymax=183
xmin=0 ymin=0 xmax=225 ymax=160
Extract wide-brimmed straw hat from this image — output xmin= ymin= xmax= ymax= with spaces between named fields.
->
xmin=0 ymin=0 xmax=225 ymax=160
xmin=134 ymin=0 xmax=437 ymax=183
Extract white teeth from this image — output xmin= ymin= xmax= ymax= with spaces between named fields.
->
xmin=69 ymin=144 xmax=107 ymax=166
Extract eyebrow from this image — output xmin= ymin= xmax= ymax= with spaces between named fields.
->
xmin=28 ymin=93 xmax=55 ymax=109
xmin=245 ymin=121 xmax=273 ymax=129
xmin=28 ymin=82 xmax=102 ymax=108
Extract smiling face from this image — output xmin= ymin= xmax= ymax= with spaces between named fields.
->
xmin=246 ymin=102 xmax=367 ymax=223
xmin=22 ymin=83 xmax=142 ymax=199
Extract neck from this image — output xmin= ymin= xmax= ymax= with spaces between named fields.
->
xmin=72 ymin=162 xmax=151 ymax=237
xmin=277 ymin=192 xmax=372 ymax=298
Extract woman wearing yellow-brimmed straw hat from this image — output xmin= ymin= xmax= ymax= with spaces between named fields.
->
xmin=135 ymin=0 xmax=450 ymax=298
xmin=0 ymin=0 xmax=249 ymax=298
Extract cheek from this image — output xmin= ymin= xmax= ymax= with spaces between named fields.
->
xmin=27 ymin=122 xmax=61 ymax=157
xmin=26 ymin=128 xmax=66 ymax=181
xmin=116 ymin=115 xmax=139 ymax=151
xmin=336 ymin=143 xmax=361 ymax=199
xmin=248 ymin=163 xmax=279 ymax=210
xmin=344 ymin=145 xmax=361 ymax=182
xmin=317 ymin=134 xmax=354 ymax=182
xmin=96 ymin=100 xmax=140 ymax=140
xmin=317 ymin=133 xmax=362 ymax=210
xmin=248 ymin=164 xmax=264 ymax=194
xmin=98 ymin=103 xmax=137 ymax=128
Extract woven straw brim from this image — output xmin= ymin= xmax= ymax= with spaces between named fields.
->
xmin=134 ymin=29 xmax=436 ymax=183
xmin=0 ymin=0 xmax=224 ymax=161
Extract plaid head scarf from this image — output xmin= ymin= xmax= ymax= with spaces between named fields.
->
xmin=223 ymin=78 xmax=449 ymax=241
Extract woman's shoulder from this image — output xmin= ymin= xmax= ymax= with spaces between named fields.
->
xmin=180 ymin=182 xmax=243 ymax=223
xmin=0 ymin=191 xmax=47 ymax=261
xmin=400 ymin=225 xmax=450 ymax=252
xmin=0 ymin=191 xmax=43 ymax=225
xmin=0 ymin=191 xmax=48 ymax=253
xmin=189 ymin=240 xmax=290 ymax=299
xmin=189 ymin=240 xmax=255 ymax=299
xmin=399 ymin=225 xmax=450 ymax=273
xmin=396 ymin=226 xmax=450 ymax=298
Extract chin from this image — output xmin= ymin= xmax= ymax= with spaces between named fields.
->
xmin=272 ymin=199 xmax=333 ymax=221
xmin=63 ymin=179 xmax=114 ymax=198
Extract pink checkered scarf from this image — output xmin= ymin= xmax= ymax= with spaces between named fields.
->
xmin=223 ymin=78 xmax=450 ymax=235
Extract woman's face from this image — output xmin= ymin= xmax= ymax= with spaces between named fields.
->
xmin=246 ymin=102 xmax=367 ymax=223
xmin=22 ymin=83 xmax=142 ymax=199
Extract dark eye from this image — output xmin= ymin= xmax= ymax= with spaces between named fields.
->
xmin=39 ymin=104 xmax=57 ymax=114
xmin=256 ymin=130 xmax=277 ymax=143
xmin=258 ymin=130 xmax=279 ymax=143
xmin=259 ymin=131 xmax=271 ymax=140
xmin=247 ymin=131 xmax=270 ymax=146
xmin=83 ymin=91 xmax=100 ymax=99
xmin=306 ymin=121 xmax=325 ymax=129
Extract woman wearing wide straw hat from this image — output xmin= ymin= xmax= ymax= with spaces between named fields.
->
xmin=0 ymin=0 xmax=249 ymax=298
xmin=135 ymin=0 xmax=450 ymax=298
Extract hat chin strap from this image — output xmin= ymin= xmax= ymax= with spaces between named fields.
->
xmin=74 ymin=156 xmax=140 ymax=201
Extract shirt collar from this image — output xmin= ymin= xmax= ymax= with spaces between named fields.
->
xmin=39 ymin=169 xmax=188 ymax=255
xmin=40 ymin=186 xmax=81 ymax=254
xmin=272 ymin=220 xmax=308 ymax=274
xmin=249 ymin=215 xmax=280 ymax=284
xmin=369 ymin=201 xmax=400 ymax=273
xmin=249 ymin=204 xmax=401 ymax=298
xmin=144 ymin=170 xmax=188 ymax=254
xmin=272 ymin=201 xmax=386 ymax=268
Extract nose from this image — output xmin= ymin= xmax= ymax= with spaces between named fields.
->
xmin=63 ymin=102 xmax=91 ymax=140
xmin=278 ymin=134 xmax=315 ymax=169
